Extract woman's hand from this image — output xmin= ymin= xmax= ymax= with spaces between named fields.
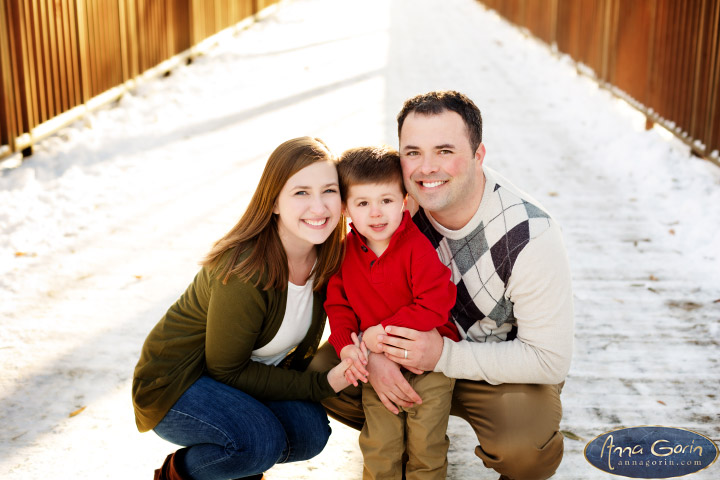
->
xmin=327 ymin=358 xmax=354 ymax=393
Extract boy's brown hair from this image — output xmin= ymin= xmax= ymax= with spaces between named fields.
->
xmin=337 ymin=145 xmax=406 ymax=200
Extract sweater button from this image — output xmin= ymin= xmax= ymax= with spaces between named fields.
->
xmin=370 ymin=260 xmax=375 ymax=267
xmin=361 ymin=246 xmax=368 ymax=252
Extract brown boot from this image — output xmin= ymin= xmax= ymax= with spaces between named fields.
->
xmin=154 ymin=449 xmax=189 ymax=480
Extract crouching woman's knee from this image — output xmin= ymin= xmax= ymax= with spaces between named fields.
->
xmin=290 ymin=403 xmax=331 ymax=461
xmin=270 ymin=400 xmax=332 ymax=463
xmin=224 ymin=420 xmax=288 ymax=474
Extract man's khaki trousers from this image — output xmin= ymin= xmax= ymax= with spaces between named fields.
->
xmin=309 ymin=342 xmax=564 ymax=480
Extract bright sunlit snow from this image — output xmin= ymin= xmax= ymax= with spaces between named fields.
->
xmin=1 ymin=0 xmax=719 ymax=479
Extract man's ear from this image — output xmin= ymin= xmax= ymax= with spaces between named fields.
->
xmin=475 ymin=142 xmax=486 ymax=165
xmin=405 ymin=194 xmax=419 ymax=215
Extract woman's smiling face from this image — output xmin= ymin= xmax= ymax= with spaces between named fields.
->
xmin=273 ymin=160 xmax=342 ymax=250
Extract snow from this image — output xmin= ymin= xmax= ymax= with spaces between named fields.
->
xmin=1 ymin=0 xmax=719 ymax=478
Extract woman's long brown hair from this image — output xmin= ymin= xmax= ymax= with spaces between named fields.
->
xmin=201 ymin=137 xmax=346 ymax=291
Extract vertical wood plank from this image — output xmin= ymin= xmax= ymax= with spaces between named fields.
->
xmin=85 ymin=0 xmax=97 ymax=96
xmin=44 ymin=0 xmax=61 ymax=119
xmin=60 ymin=0 xmax=77 ymax=109
xmin=117 ymin=0 xmax=129 ymax=82
xmin=644 ymin=0 xmax=657 ymax=109
xmin=74 ymin=0 xmax=90 ymax=103
xmin=24 ymin=0 xmax=43 ymax=124
xmin=54 ymin=0 xmax=70 ymax=113
xmin=45 ymin=0 xmax=57 ymax=117
xmin=0 ymin=0 xmax=19 ymax=149
xmin=705 ymin=0 xmax=720 ymax=149
xmin=128 ymin=0 xmax=138 ymax=78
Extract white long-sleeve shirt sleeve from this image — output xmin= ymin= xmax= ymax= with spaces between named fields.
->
xmin=434 ymin=224 xmax=574 ymax=384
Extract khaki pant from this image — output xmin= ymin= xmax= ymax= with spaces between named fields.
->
xmin=361 ymin=371 xmax=454 ymax=480
xmin=309 ymin=342 xmax=564 ymax=480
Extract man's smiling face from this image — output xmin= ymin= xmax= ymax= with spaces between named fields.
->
xmin=399 ymin=109 xmax=485 ymax=229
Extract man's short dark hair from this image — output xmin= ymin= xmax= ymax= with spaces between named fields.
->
xmin=337 ymin=145 xmax=406 ymax=200
xmin=397 ymin=90 xmax=483 ymax=153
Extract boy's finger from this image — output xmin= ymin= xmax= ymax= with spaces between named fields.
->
xmin=358 ymin=346 xmax=368 ymax=364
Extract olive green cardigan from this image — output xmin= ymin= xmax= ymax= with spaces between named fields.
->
xmin=132 ymin=250 xmax=335 ymax=433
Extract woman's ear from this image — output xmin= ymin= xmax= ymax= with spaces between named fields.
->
xmin=402 ymin=195 xmax=408 ymax=210
xmin=272 ymin=202 xmax=279 ymax=215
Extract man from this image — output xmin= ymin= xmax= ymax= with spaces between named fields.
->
xmin=311 ymin=90 xmax=573 ymax=480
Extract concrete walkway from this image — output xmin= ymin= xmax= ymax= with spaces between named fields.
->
xmin=1 ymin=0 xmax=718 ymax=478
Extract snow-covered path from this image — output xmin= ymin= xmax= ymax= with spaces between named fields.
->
xmin=1 ymin=0 xmax=719 ymax=478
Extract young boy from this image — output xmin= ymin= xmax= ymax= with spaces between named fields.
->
xmin=325 ymin=145 xmax=461 ymax=480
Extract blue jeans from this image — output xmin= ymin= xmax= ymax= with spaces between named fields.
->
xmin=153 ymin=376 xmax=331 ymax=480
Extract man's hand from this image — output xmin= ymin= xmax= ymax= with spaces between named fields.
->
xmin=378 ymin=326 xmax=444 ymax=373
xmin=366 ymin=352 xmax=422 ymax=414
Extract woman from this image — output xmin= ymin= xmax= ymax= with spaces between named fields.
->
xmin=132 ymin=137 xmax=353 ymax=480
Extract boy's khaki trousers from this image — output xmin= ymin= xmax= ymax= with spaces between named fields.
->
xmin=309 ymin=342 xmax=564 ymax=480
xmin=361 ymin=371 xmax=454 ymax=480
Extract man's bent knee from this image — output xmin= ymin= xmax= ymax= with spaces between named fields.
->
xmin=478 ymin=429 xmax=564 ymax=480
xmin=453 ymin=382 xmax=565 ymax=480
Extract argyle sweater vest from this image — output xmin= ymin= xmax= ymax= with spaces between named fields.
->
xmin=412 ymin=167 xmax=552 ymax=344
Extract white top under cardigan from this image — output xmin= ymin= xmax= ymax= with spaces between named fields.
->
xmin=251 ymin=280 xmax=313 ymax=366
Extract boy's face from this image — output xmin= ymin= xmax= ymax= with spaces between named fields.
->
xmin=344 ymin=182 xmax=406 ymax=255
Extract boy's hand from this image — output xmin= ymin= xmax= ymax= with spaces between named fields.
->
xmin=362 ymin=324 xmax=385 ymax=353
xmin=340 ymin=344 xmax=368 ymax=386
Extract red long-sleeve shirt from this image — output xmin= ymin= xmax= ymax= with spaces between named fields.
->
xmin=325 ymin=210 xmax=460 ymax=357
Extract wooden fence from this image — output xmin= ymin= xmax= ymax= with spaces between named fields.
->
xmin=478 ymin=0 xmax=720 ymax=161
xmin=0 ymin=0 xmax=279 ymax=158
